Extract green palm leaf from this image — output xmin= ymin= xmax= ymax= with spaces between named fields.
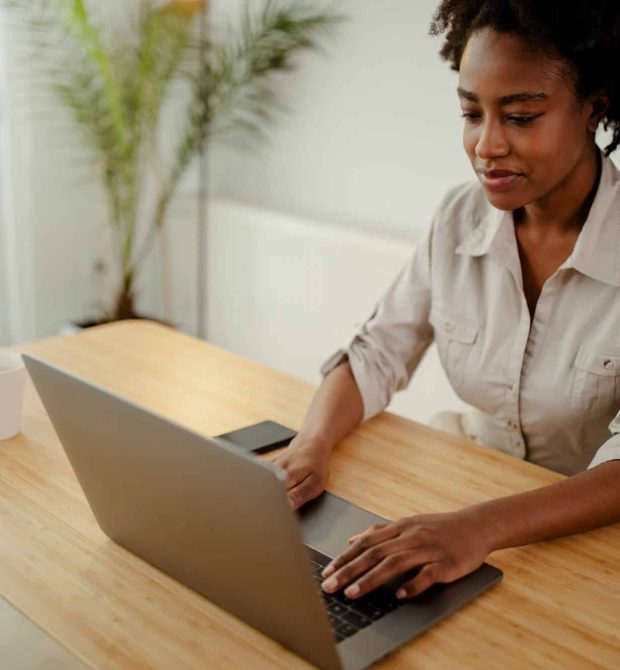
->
xmin=1 ymin=0 xmax=343 ymax=319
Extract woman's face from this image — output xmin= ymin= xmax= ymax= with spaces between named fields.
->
xmin=458 ymin=29 xmax=599 ymax=212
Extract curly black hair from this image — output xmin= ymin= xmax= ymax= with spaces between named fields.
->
xmin=430 ymin=1 xmax=620 ymax=155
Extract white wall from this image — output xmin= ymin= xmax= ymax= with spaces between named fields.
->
xmin=208 ymin=0 xmax=473 ymax=236
xmin=208 ymin=0 xmax=619 ymax=233
xmin=0 ymin=48 xmax=10 ymax=346
xmin=205 ymin=199 xmax=468 ymax=423
xmin=0 ymin=9 xmax=107 ymax=343
xmin=0 ymin=15 xmax=36 ymax=345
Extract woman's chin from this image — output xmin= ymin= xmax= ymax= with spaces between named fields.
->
xmin=482 ymin=189 xmax=527 ymax=212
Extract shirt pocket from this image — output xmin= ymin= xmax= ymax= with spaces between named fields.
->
xmin=571 ymin=345 xmax=620 ymax=416
xmin=430 ymin=308 xmax=480 ymax=390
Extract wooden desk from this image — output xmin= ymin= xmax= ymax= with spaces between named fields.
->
xmin=1 ymin=321 xmax=619 ymax=669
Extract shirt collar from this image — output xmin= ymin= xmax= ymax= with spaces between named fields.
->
xmin=455 ymin=196 xmax=520 ymax=286
xmin=455 ymin=205 xmax=510 ymax=258
xmin=456 ymin=152 xmax=620 ymax=288
xmin=562 ymin=153 xmax=620 ymax=287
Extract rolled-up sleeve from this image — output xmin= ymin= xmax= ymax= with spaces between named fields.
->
xmin=320 ymin=226 xmax=435 ymax=421
xmin=588 ymin=411 xmax=620 ymax=468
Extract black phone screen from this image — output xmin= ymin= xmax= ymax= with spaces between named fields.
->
xmin=214 ymin=420 xmax=297 ymax=454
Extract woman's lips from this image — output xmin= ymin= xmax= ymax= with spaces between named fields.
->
xmin=479 ymin=169 xmax=523 ymax=193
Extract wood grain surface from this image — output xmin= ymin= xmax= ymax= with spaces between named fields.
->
xmin=1 ymin=320 xmax=619 ymax=669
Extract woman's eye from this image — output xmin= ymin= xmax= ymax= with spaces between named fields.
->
xmin=507 ymin=114 xmax=541 ymax=126
xmin=461 ymin=112 xmax=480 ymax=123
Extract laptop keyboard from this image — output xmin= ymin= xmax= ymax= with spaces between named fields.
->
xmin=309 ymin=553 xmax=404 ymax=643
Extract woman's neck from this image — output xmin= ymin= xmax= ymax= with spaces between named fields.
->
xmin=515 ymin=145 xmax=601 ymax=234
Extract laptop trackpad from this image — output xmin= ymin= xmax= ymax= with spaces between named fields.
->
xmin=298 ymin=492 xmax=390 ymax=559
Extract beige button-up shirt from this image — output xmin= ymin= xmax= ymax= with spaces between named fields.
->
xmin=322 ymin=153 xmax=620 ymax=476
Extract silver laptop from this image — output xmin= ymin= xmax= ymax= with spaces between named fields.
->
xmin=23 ymin=354 xmax=502 ymax=670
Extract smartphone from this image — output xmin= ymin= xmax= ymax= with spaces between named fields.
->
xmin=214 ymin=420 xmax=297 ymax=454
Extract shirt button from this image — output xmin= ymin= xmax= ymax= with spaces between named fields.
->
xmin=444 ymin=321 xmax=454 ymax=332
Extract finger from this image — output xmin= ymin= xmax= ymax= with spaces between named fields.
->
xmin=274 ymin=461 xmax=309 ymax=490
xmin=343 ymin=550 xmax=436 ymax=599
xmin=284 ymin=468 xmax=304 ymax=489
xmin=321 ymin=537 xmax=411 ymax=593
xmin=325 ymin=540 xmax=432 ymax=598
xmin=395 ymin=562 xmax=443 ymax=599
xmin=271 ymin=453 xmax=293 ymax=477
xmin=287 ymin=472 xmax=322 ymax=510
xmin=270 ymin=451 xmax=285 ymax=464
xmin=347 ymin=524 xmax=388 ymax=545
xmin=322 ymin=522 xmax=400 ymax=578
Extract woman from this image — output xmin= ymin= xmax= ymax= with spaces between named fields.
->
xmin=275 ymin=1 xmax=620 ymax=601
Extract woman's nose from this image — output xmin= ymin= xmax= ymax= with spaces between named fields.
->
xmin=475 ymin=119 xmax=510 ymax=159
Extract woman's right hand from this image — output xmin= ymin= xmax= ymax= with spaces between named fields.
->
xmin=272 ymin=436 xmax=331 ymax=510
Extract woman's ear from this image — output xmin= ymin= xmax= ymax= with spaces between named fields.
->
xmin=587 ymin=90 xmax=610 ymax=132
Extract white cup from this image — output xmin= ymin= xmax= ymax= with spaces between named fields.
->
xmin=0 ymin=352 xmax=27 ymax=440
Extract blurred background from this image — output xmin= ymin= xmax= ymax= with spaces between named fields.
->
xmin=1 ymin=0 xmax=614 ymax=423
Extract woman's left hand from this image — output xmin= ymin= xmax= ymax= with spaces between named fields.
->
xmin=320 ymin=508 xmax=494 ymax=600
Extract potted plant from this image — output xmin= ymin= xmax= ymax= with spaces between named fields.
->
xmin=4 ymin=0 xmax=341 ymax=325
